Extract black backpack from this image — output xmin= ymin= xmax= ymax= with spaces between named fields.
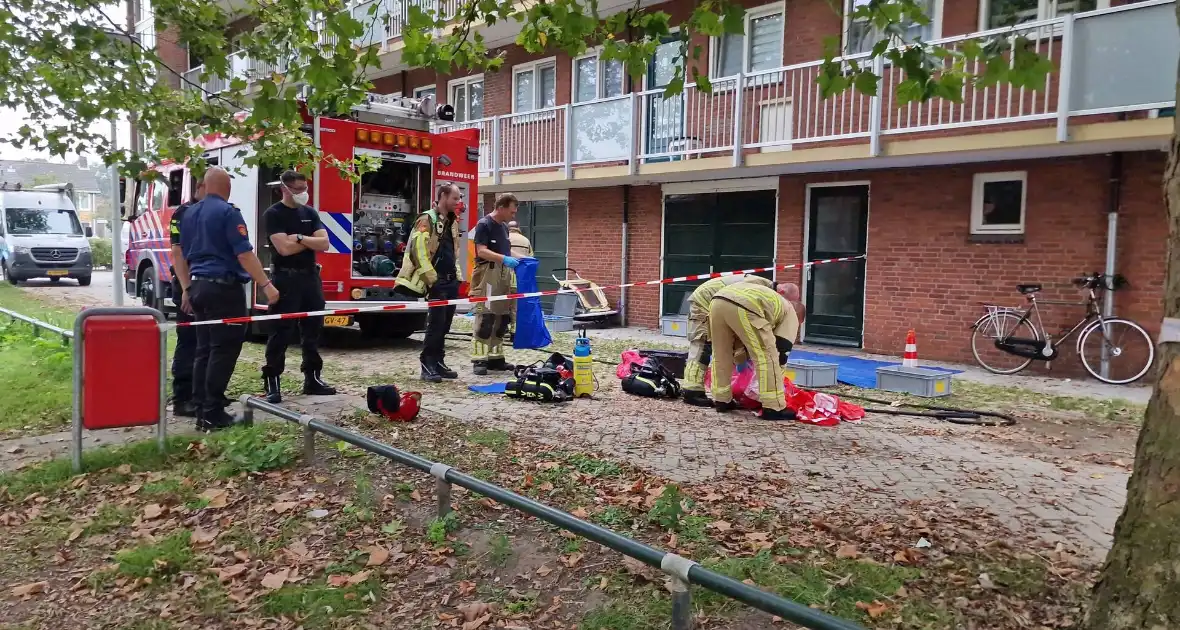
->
xmin=621 ymin=357 xmax=682 ymax=399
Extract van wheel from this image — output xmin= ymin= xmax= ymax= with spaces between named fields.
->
xmin=4 ymin=264 xmax=16 ymax=285
xmin=77 ymin=276 xmax=92 ymax=287
xmin=50 ymin=277 xmax=61 ymax=284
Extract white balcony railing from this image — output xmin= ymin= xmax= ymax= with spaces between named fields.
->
xmin=434 ymin=0 xmax=1176 ymax=181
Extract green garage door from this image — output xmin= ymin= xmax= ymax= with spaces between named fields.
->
xmin=516 ymin=200 xmax=568 ymax=310
xmin=662 ymin=190 xmax=777 ymax=316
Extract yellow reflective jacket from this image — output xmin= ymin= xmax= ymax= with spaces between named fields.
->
xmin=711 ymin=283 xmax=800 ymax=343
xmin=395 ymin=209 xmax=461 ymax=295
xmin=689 ymin=275 xmax=773 ymax=312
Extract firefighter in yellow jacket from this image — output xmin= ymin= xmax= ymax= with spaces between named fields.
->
xmin=395 ymin=184 xmax=463 ymax=382
xmin=708 ymin=282 xmax=801 ymax=420
xmin=506 ymin=221 xmax=533 ymax=338
xmin=682 ymin=274 xmax=774 ymax=407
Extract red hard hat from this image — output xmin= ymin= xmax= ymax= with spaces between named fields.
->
xmin=394 ymin=391 xmax=422 ymax=422
xmin=366 ymin=385 xmax=422 ymax=422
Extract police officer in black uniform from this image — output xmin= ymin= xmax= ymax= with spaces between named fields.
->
xmin=167 ymin=178 xmax=203 ymax=418
xmin=260 ymin=170 xmax=337 ymax=402
xmin=181 ymin=167 xmax=279 ymax=431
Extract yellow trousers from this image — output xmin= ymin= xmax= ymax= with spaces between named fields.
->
xmin=708 ymin=299 xmax=786 ymax=411
xmin=471 ymin=263 xmax=513 ymax=361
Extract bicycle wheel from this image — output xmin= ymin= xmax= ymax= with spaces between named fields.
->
xmin=971 ymin=311 xmax=1039 ymax=375
xmin=1078 ymin=317 xmax=1155 ymax=385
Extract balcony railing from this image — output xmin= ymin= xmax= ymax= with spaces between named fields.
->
xmin=436 ymin=0 xmax=1176 ymax=181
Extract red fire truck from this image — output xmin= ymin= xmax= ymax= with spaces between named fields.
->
xmin=123 ymin=94 xmax=481 ymax=338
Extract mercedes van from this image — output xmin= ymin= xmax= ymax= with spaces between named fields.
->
xmin=0 ymin=186 xmax=93 ymax=286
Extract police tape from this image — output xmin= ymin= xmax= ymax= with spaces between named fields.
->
xmin=175 ymin=255 xmax=866 ymax=328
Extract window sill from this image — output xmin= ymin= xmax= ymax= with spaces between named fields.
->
xmin=968 ymin=232 xmax=1025 ymax=244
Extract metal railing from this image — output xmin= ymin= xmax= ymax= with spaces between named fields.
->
xmin=0 ymin=306 xmax=73 ymax=344
xmin=241 ymin=395 xmax=864 ymax=630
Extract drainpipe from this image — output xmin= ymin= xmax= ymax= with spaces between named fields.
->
xmin=1100 ymin=150 xmax=1123 ymax=380
xmin=619 ymin=185 xmax=630 ymax=326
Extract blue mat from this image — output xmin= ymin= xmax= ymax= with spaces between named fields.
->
xmin=789 ymin=350 xmax=961 ymax=389
xmin=469 ymin=383 xmax=507 ymax=394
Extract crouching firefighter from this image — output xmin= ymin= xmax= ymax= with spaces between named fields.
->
xmin=708 ymin=282 xmax=801 ymax=421
xmin=470 ymin=194 xmax=521 ymax=375
xmin=396 ymin=184 xmax=464 ymax=382
xmin=681 ymin=274 xmax=775 ymax=407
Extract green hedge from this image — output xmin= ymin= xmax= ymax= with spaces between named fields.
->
xmin=89 ymin=237 xmax=113 ymax=268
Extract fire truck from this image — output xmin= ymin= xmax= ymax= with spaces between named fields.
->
xmin=123 ymin=94 xmax=481 ymax=338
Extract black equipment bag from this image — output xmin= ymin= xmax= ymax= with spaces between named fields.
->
xmin=620 ymin=357 xmax=682 ymax=399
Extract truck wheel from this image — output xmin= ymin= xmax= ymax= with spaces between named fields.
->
xmin=77 ymin=276 xmax=92 ymax=287
xmin=138 ymin=266 xmax=162 ymax=312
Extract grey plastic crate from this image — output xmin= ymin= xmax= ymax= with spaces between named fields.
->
xmin=875 ymin=365 xmax=952 ymax=398
xmin=661 ymin=315 xmax=688 ymax=337
xmin=784 ymin=359 xmax=838 ymax=388
xmin=545 ymin=315 xmax=574 ymax=333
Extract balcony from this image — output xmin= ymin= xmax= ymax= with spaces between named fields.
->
xmin=435 ymin=0 xmax=1178 ymax=184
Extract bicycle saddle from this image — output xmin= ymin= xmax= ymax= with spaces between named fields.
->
xmin=1016 ymin=284 xmax=1042 ymax=294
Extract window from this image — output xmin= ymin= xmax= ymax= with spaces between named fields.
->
xmin=846 ymin=0 xmax=939 ymax=55
xmin=712 ymin=4 xmax=784 ymax=78
xmin=982 ymin=0 xmax=1104 ymax=30
xmin=971 ymin=172 xmax=1027 ymax=235
xmin=573 ymin=53 xmax=625 ymax=103
xmin=167 ymin=170 xmax=184 ymax=207
xmin=414 ymin=85 xmax=436 ymax=99
xmin=513 ymin=59 xmax=557 ymax=112
xmin=449 ymin=76 xmax=484 ymax=122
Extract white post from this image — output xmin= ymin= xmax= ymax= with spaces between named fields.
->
xmin=109 ymin=114 xmax=125 ymax=307
xmin=1055 ymin=13 xmax=1075 ymax=143
xmin=869 ymin=56 xmax=885 ymax=157
xmin=731 ymin=72 xmax=745 ymax=167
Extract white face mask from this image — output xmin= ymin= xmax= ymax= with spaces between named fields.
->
xmin=291 ymin=191 xmax=310 ymax=205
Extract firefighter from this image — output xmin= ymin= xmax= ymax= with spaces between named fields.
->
xmin=181 ymin=167 xmax=279 ymax=431
xmin=395 ymin=183 xmax=463 ymax=382
xmin=708 ymin=282 xmax=800 ymax=421
xmin=470 ymin=193 xmax=520 ymax=375
xmin=167 ymin=177 xmax=204 ymax=418
xmin=506 ymin=220 xmax=533 ymax=338
xmin=681 ymin=274 xmax=774 ymax=407
xmin=260 ymin=170 xmax=337 ymax=403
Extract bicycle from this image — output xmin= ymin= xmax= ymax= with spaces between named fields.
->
xmin=969 ymin=273 xmax=1154 ymax=385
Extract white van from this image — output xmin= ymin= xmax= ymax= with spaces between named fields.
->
xmin=0 ymin=186 xmax=93 ymax=286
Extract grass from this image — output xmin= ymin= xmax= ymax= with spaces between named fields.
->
xmin=0 ymin=318 xmax=74 ymax=435
xmin=115 ymin=530 xmax=199 ymax=580
xmin=488 ymin=533 xmax=512 ymax=566
xmin=467 ymin=429 xmax=511 ymax=453
xmin=261 ymin=576 xmax=381 ymax=629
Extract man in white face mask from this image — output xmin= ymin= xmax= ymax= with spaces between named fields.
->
xmin=259 ymin=170 xmax=336 ymax=403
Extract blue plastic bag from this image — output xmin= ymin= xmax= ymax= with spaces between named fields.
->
xmin=512 ymin=257 xmax=552 ymax=350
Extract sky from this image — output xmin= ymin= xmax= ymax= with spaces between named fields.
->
xmin=0 ymin=1 xmax=133 ymax=164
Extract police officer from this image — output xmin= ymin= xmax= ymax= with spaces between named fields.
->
xmin=260 ymin=170 xmax=337 ymax=402
xmin=395 ymin=183 xmax=462 ymax=383
xmin=470 ymin=193 xmax=520 ymax=375
xmin=707 ymin=282 xmax=800 ymax=421
xmin=681 ymin=274 xmax=775 ymax=407
xmin=181 ymin=167 xmax=279 ymax=431
xmin=167 ymin=178 xmax=204 ymax=417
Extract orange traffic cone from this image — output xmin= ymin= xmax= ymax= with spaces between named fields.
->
xmin=903 ymin=330 xmax=918 ymax=368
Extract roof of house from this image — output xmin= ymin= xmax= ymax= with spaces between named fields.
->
xmin=0 ymin=159 xmax=101 ymax=193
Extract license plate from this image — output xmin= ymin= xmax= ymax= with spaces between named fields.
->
xmin=46 ymin=270 xmax=67 ymax=277
xmin=323 ymin=316 xmax=351 ymax=327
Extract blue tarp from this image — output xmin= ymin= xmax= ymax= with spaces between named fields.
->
xmin=512 ymin=257 xmax=552 ymax=350
xmin=469 ymin=383 xmax=508 ymax=394
xmin=788 ymin=350 xmax=961 ymax=389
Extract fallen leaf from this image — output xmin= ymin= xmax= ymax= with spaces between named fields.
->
xmin=410 ymin=490 xmax=423 ymax=501
xmin=191 ymin=528 xmax=218 ymax=546
xmin=347 ymin=570 xmax=371 ymax=585
xmin=10 ymin=582 xmax=47 ymax=598
xmin=261 ymin=569 xmax=289 ymax=590
xmin=562 ymin=553 xmax=583 ymax=568
xmin=199 ymin=488 xmax=228 ymax=509
xmin=571 ymin=507 xmax=589 ymax=519
xmin=710 ymin=520 xmax=733 ymax=533
xmin=6 ymin=447 xmax=22 ymax=454
xmin=535 ymin=565 xmax=553 ymax=577
xmin=366 ymin=546 xmax=390 ymax=567
xmin=327 ymin=575 xmax=350 ymax=587
xmin=463 ymin=614 xmax=492 ymax=630
xmin=856 ymin=600 xmax=889 ymax=619
xmin=143 ymin=504 xmax=165 ymax=520
xmin=217 ymin=564 xmax=248 ymax=581
xmin=978 ymin=573 xmax=997 ymax=590
xmin=67 ymin=526 xmax=84 ymax=542
xmin=835 ymin=544 xmax=859 ymax=559
xmin=457 ymin=580 xmax=477 ymax=596
xmin=115 ymin=464 xmax=132 ymax=475
xmin=458 ymin=602 xmax=491 ymax=622
xmin=621 ymin=556 xmax=661 ymax=581
xmin=271 ymin=501 xmax=299 ymax=514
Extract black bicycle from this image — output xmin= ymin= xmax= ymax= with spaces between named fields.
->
xmin=970 ymin=273 xmax=1154 ymax=385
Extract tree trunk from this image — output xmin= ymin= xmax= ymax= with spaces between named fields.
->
xmin=1084 ymin=5 xmax=1180 ymax=627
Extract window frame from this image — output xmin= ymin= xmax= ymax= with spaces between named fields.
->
xmin=447 ymin=74 xmax=485 ymax=122
xmin=708 ymin=2 xmax=786 ymax=81
xmin=970 ymin=171 xmax=1028 ymax=235
xmin=511 ymin=57 xmax=559 ymax=114
xmin=843 ymin=0 xmax=943 ymax=57
xmin=977 ymin=0 xmax=1109 ymax=31
xmin=571 ymin=49 xmax=627 ymax=104
xmin=413 ymin=85 xmax=436 ymax=99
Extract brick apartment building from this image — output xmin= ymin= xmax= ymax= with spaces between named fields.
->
xmin=136 ymin=0 xmax=1176 ymax=369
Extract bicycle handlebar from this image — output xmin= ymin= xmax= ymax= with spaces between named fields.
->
xmin=1072 ymin=272 xmax=1128 ymax=291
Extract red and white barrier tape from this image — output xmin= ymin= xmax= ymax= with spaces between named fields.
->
xmin=176 ymin=255 xmax=866 ymax=328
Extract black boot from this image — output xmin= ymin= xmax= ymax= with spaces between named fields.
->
xmin=486 ymin=357 xmax=513 ymax=372
xmin=420 ymin=360 xmax=443 ymax=383
xmin=714 ymin=400 xmax=738 ymax=413
xmin=173 ymin=400 xmax=198 ymax=418
xmin=435 ymin=359 xmax=458 ymax=379
xmin=472 ymin=360 xmax=489 ymax=376
xmin=303 ymin=371 xmax=337 ymax=396
xmin=682 ymin=390 xmax=711 ymax=408
xmin=263 ymin=375 xmax=282 ymax=404
xmin=197 ymin=409 xmax=237 ymax=432
xmin=759 ymin=408 xmax=797 ymax=421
